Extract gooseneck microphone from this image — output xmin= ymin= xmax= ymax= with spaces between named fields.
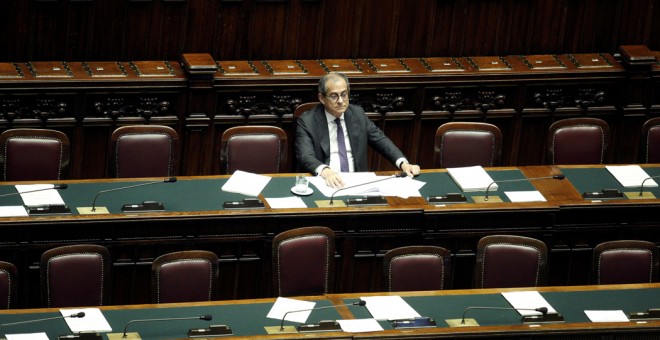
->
xmin=460 ymin=306 xmax=547 ymax=324
xmin=279 ymin=300 xmax=367 ymax=331
xmin=91 ymin=177 xmax=177 ymax=212
xmin=0 ymin=311 xmax=84 ymax=327
xmin=0 ymin=184 xmax=68 ymax=199
xmin=483 ymin=174 xmax=565 ymax=201
xmin=119 ymin=314 xmax=212 ymax=338
xmin=329 ymin=172 xmax=407 ymax=205
xmin=638 ymin=175 xmax=660 ymax=197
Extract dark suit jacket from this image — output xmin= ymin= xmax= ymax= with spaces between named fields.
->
xmin=295 ymin=103 xmax=405 ymax=173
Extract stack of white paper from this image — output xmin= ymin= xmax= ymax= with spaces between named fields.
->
xmin=446 ymin=166 xmax=497 ymax=192
xmin=61 ymin=308 xmax=112 ymax=333
xmin=360 ymin=295 xmax=421 ymax=321
xmin=606 ymin=165 xmax=658 ymax=188
xmin=220 ymin=170 xmax=271 ymax=196
xmin=501 ymin=291 xmax=557 ymax=316
xmin=16 ymin=184 xmax=65 ymax=206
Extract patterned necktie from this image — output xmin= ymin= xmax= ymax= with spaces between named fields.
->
xmin=335 ymin=118 xmax=349 ymax=172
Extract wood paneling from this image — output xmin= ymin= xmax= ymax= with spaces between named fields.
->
xmin=1 ymin=1 xmax=658 ymax=62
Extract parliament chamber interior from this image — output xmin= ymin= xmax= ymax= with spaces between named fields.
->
xmin=0 ymin=0 xmax=660 ymax=338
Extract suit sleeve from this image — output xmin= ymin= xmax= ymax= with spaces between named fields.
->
xmin=295 ymin=112 xmax=325 ymax=173
xmin=363 ymin=113 xmax=406 ymax=166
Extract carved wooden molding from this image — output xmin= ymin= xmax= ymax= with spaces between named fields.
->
xmin=431 ymin=91 xmax=507 ymax=114
xmin=533 ymin=88 xmax=606 ymax=111
xmin=224 ymin=95 xmax=302 ymax=117
xmin=0 ymin=98 xmax=68 ymax=123
xmin=93 ymin=96 xmax=170 ymax=120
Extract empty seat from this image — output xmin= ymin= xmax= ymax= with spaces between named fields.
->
xmin=272 ymin=226 xmax=334 ymax=297
xmin=641 ymin=117 xmax=660 ymax=163
xmin=40 ymin=244 xmax=111 ymax=308
xmin=434 ymin=122 xmax=502 ymax=168
xmin=151 ymin=250 xmax=219 ymax=304
xmin=0 ymin=128 xmax=70 ymax=181
xmin=220 ymin=126 xmax=288 ymax=174
xmin=0 ymin=261 xmax=17 ymax=309
xmin=383 ymin=246 xmax=451 ymax=292
xmin=546 ymin=117 xmax=609 ymax=165
xmin=110 ymin=125 xmax=179 ymax=178
xmin=593 ymin=240 xmax=658 ymax=285
xmin=475 ymin=235 xmax=547 ymax=289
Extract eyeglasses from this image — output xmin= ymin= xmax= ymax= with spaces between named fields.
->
xmin=324 ymin=92 xmax=349 ymax=102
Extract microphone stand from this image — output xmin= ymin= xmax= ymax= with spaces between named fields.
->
xmin=473 ymin=174 xmax=565 ymax=203
xmin=323 ymin=172 xmax=407 ymax=207
xmin=77 ymin=177 xmax=177 ymax=215
xmin=265 ymin=300 xmax=366 ymax=334
xmin=446 ymin=306 xmax=560 ymax=327
xmin=623 ymin=174 xmax=660 ymax=199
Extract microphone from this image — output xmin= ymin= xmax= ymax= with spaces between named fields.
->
xmin=271 ymin=300 xmax=366 ymax=334
xmin=0 ymin=311 xmax=84 ymax=327
xmin=328 ymin=172 xmax=407 ymax=206
xmin=109 ymin=314 xmax=212 ymax=339
xmin=481 ymin=174 xmax=565 ymax=202
xmin=446 ymin=306 xmax=551 ymax=327
xmin=81 ymin=177 xmax=177 ymax=214
xmin=638 ymin=175 xmax=660 ymax=197
xmin=0 ymin=184 xmax=68 ymax=199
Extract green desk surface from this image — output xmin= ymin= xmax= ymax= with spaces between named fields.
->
xmin=562 ymin=166 xmax=660 ymax=199
xmin=0 ymin=170 xmax=531 ymax=214
xmin=0 ymin=300 xmax=341 ymax=339
xmin=346 ymin=287 xmax=660 ymax=329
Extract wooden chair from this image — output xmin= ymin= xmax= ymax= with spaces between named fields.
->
xmin=0 ymin=261 xmax=17 ymax=309
xmin=383 ymin=246 xmax=451 ymax=292
xmin=151 ymin=250 xmax=219 ymax=303
xmin=592 ymin=240 xmax=658 ymax=285
xmin=475 ymin=235 xmax=547 ymax=289
xmin=641 ymin=117 xmax=660 ymax=163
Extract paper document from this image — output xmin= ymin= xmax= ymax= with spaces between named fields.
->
xmin=337 ymin=318 xmax=384 ymax=333
xmin=606 ymin=165 xmax=658 ymax=188
xmin=446 ymin=166 xmax=497 ymax=192
xmin=220 ymin=170 xmax=271 ymax=196
xmin=16 ymin=184 xmax=65 ymax=206
xmin=266 ymin=297 xmax=316 ymax=324
xmin=265 ymin=197 xmax=307 ymax=209
xmin=0 ymin=206 xmax=28 ymax=217
xmin=360 ymin=295 xmax=421 ymax=321
xmin=307 ymin=172 xmax=424 ymax=199
xmin=584 ymin=310 xmax=629 ymax=322
xmin=505 ymin=191 xmax=546 ymax=202
xmin=6 ymin=333 xmax=49 ymax=340
xmin=61 ymin=308 xmax=112 ymax=332
xmin=501 ymin=291 xmax=557 ymax=316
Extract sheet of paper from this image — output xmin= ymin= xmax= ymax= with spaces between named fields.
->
xmin=606 ymin=165 xmax=657 ymax=188
xmin=337 ymin=318 xmax=384 ymax=333
xmin=0 ymin=206 xmax=28 ymax=217
xmin=446 ymin=166 xmax=497 ymax=192
xmin=505 ymin=191 xmax=546 ymax=202
xmin=220 ymin=170 xmax=271 ymax=196
xmin=360 ymin=295 xmax=421 ymax=321
xmin=16 ymin=184 xmax=65 ymax=206
xmin=266 ymin=297 xmax=316 ymax=324
xmin=501 ymin=291 xmax=557 ymax=316
xmin=61 ymin=308 xmax=112 ymax=332
xmin=265 ymin=196 xmax=307 ymax=209
xmin=307 ymin=172 xmax=423 ymax=199
xmin=6 ymin=333 xmax=49 ymax=340
xmin=585 ymin=310 xmax=630 ymax=322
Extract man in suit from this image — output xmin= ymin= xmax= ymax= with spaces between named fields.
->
xmin=296 ymin=72 xmax=421 ymax=188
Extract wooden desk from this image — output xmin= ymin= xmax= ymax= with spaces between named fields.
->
xmin=1 ymin=166 xmax=659 ymax=307
xmin=0 ymin=284 xmax=658 ymax=339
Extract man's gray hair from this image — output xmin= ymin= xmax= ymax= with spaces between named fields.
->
xmin=318 ymin=72 xmax=350 ymax=95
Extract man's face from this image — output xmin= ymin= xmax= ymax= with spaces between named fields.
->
xmin=318 ymin=78 xmax=349 ymax=118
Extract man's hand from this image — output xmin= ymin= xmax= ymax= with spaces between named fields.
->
xmin=401 ymin=162 xmax=421 ymax=177
xmin=321 ymin=167 xmax=345 ymax=188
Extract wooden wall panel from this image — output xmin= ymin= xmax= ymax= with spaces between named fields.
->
xmin=2 ymin=1 xmax=659 ymax=62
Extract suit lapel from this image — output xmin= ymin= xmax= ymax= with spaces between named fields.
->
xmin=316 ymin=106 xmax=331 ymax=159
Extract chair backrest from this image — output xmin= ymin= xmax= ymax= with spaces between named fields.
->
xmin=0 ymin=128 xmax=70 ymax=181
xmin=593 ymin=240 xmax=659 ymax=285
xmin=110 ymin=125 xmax=179 ymax=178
xmin=151 ymin=250 xmax=219 ymax=304
xmin=40 ymin=244 xmax=111 ymax=308
xmin=383 ymin=246 xmax=451 ymax=292
xmin=272 ymin=226 xmax=335 ymax=297
xmin=293 ymin=102 xmax=320 ymax=119
xmin=547 ymin=117 xmax=610 ymax=165
xmin=220 ymin=125 xmax=288 ymax=174
xmin=641 ymin=117 xmax=660 ymax=163
xmin=0 ymin=261 xmax=17 ymax=309
xmin=434 ymin=122 xmax=502 ymax=168
xmin=475 ymin=235 xmax=548 ymax=289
